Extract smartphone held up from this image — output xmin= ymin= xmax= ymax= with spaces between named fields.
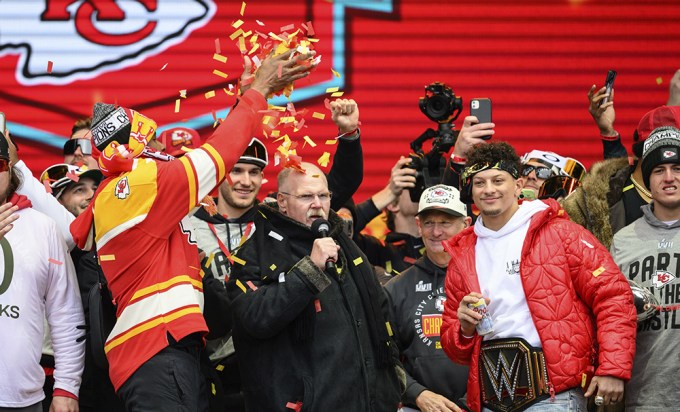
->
xmin=470 ymin=98 xmax=492 ymax=140
xmin=600 ymin=69 xmax=617 ymax=106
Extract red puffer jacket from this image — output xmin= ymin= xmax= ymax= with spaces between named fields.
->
xmin=440 ymin=200 xmax=636 ymax=412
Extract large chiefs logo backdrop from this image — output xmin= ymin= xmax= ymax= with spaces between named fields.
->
xmin=0 ymin=0 xmax=678 ymax=201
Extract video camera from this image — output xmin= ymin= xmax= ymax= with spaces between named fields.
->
xmin=406 ymin=82 xmax=463 ymax=202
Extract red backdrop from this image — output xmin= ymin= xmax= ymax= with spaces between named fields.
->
xmin=1 ymin=0 xmax=679 ymax=202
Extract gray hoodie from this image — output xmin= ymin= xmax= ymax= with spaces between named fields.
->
xmin=610 ymin=203 xmax=680 ymax=412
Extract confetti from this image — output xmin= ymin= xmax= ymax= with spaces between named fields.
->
xmin=99 ymin=255 xmax=116 ymax=262
xmin=312 ymin=112 xmax=326 ymax=120
xmin=331 ymin=68 xmax=341 ymax=78
xmin=268 ymin=231 xmax=283 ymax=241
xmin=213 ymin=53 xmax=227 ymax=63
xmin=160 ymin=63 xmax=167 ymax=71
xmin=212 ymin=69 xmax=228 ymax=79
xmin=324 ymin=98 xmax=332 ymax=110
xmin=215 ymin=364 xmax=225 ymax=372
xmin=278 ymin=272 xmax=286 ymax=283
xmin=303 ymin=135 xmax=316 ymax=148
xmin=656 ymin=77 xmax=663 ymax=85
xmin=179 ymin=89 xmax=187 ymax=98
xmin=223 ymin=87 xmax=234 ymax=96
xmin=47 ymin=60 xmax=54 ymax=73
xmin=174 ymin=99 xmax=180 ymax=113
xmin=236 ymin=279 xmax=247 ymax=293
xmin=385 ymin=321 xmax=394 ymax=337
xmin=325 ymin=139 xmax=337 ymax=145
xmin=246 ymin=281 xmax=258 ymax=291
xmin=43 ymin=180 xmax=53 ymax=194
xmin=325 ymin=87 xmax=339 ymax=93
xmin=269 ymin=264 xmax=277 ymax=271
xmin=205 ymin=90 xmax=216 ymax=99
xmin=592 ymin=266 xmax=605 ymax=277
xmin=232 ymin=19 xmax=244 ymax=29
xmin=280 ymin=23 xmax=295 ymax=32
xmin=256 ymin=19 xmax=265 ymax=26
xmin=331 ymin=92 xmax=344 ymax=97
xmin=353 ymin=257 xmax=364 ymax=266
xmin=48 ymin=258 xmax=63 ymax=265
xmin=230 ymin=255 xmax=246 ymax=266
xmin=205 ymin=253 xmax=215 ymax=268
xmin=214 ymin=38 xmax=221 ymax=54
xmin=230 ymin=28 xmax=245 ymax=41
xmin=66 ymin=171 xmax=79 ymax=182
xmin=240 ymin=1 xmax=246 ymax=16
xmin=317 ymin=152 xmax=330 ymax=167
xmin=238 ymin=36 xmax=246 ymax=52
xmin=314 ymin=299 xmax=322 ymax=312
xmin=285 ymin=401 xmax=303 ymax=412
xmin=305 ymin=21 xmax=315 ymax=36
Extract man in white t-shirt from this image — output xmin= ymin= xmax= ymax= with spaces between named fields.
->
xmin=439 ymin=141 xmax=636 ymax=412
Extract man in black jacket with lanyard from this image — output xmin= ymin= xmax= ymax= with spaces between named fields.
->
xmin=385 ymin=184 xmax=471 ymax=412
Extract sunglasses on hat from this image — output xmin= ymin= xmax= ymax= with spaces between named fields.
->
xmin=63 ymin=138 xmax=93 ymax=156
xmin=520 ymin=164 xmax=553 ymax=180
xmin=40 ymin=164 xmax=72 ymax=185
xmin=538 ymin=175 xmax=581 ymax=200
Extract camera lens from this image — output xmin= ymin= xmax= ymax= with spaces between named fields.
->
xmin=427 ymin=96 xmax=449 ymax=120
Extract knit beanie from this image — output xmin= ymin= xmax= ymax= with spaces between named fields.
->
xmin=641 ymin=126 xmax=680 ymax=188
xmin=634 ymin=106 xmax=680 ymax=158
xmin=90 ymin=102 xmax=132 ymax=152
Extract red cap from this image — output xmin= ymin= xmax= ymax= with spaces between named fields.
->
xmin=636 ymin=106 xmax=680 ymax=142
xmin=158 ymin=127 xmax=202 ymax=157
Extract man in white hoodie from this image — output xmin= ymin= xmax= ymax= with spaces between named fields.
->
xmin=439 ymin=141 xmax=636 ymax=412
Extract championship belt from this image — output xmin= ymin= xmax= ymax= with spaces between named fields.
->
xmin=479 ymin=338 xmax=550 ymax=412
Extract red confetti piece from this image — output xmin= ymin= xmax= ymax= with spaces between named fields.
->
xmin=314 ymin=299 xmax=321 ymax=312
xmin=43 ymin=180 xmax=53 ymax=194
xmin=48 ymin=258 xmax=63 ymax=265
xmin=403 ymin=256 xmax=417 ymax=264
xmin=285 ymin=401 xmax=303 ymax=412
xmin=214 ymin=38 xmax=221 ymax=54
xmin=66 ymin=171 xmax=80 ymax=182
xmin=246 ymin=281 xmax=258 ymax=291
xmin=47 ymin=61 xmax=53 ymax=74
xmin=280 ymin=23 xmax=295 ymax=32
xmin=305 ymin=21 xmax=315 ymax=36
xmin=324 ymin=98 xmax=331 ymax=110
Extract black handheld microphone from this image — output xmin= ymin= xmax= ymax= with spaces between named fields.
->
xmin=311 ymin=218 xmax=336 ymax=272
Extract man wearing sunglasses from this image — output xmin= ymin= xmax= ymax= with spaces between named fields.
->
xmin=227 ymin=162 xmax=404 ymax=411
xmin=440 ymin=141 xmax=636 ymax=412
xmin=0 ymin=134 xmax=85 ymax=412
xmin=63 ymin=138 xmax=99 ymax=170
xmin=518 ymin=150 xmax=585 ymax=199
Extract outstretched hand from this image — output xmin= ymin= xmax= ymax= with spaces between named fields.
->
xmin=588 ymin=85 xmax=617 ymax=136
xmin=249 ymin=50 xmax=317 ymax=98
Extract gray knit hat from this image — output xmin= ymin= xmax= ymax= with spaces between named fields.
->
xmin=90 ymin=102 xmax=132 ymax=151
xmin=641 ymin=126 xmax=680 ymax=188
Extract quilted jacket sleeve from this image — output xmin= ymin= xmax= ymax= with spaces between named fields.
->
xmin=440 ymin=247 xmax=479 ymax=366
xmin=561 ymin=220 xmax=637 ymax=380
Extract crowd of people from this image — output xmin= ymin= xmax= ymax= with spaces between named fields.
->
xmin=0 ymin=49 xmax=679 ymax=412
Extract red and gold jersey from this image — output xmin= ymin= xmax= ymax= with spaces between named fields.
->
xmin=82 ymin=89 xmax=267 ymax=390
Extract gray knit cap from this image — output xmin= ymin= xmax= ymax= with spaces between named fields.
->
xmin=641 ymin=126 xmax=680 ymax=188
xmin=90 ymin=102 xmax=132 ymax=151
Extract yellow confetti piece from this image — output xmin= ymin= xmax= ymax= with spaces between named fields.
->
xmin=262 ymin=115 xmax=272 ymax=124
xmin=213 ymin=53 xmax=227 ymax=63
xmin=318 ymin=152 xmax=330 ymax=167
xmin=325 ymin=139 xmax=337 ymax=145
xmin=303 ymin=135 xmax=317 ymax=148
xmin=231 ymin=255 xmax=246 ymax=265
xmin=386 ymin=260 xmax=392 ymax=274
xmin=592 ymin=266 xmax=605 ymax=277
xmin=179 ymin=89 xmax=187 ymax=98
xmin=386 ymin=321 xmax=393 ymax=337
xmin=312 ymin=112 xmax=326 ymax=120
xmin=325 ymin=87 xmax=339 ymax=93
xmin=353 ymin=257 xmax=364 ymax=266
xmin=205 ymin=253 xmax=215 ymax=268
xmin=230 ymin=28 xmax=245 ymax=40
xmin=581 ymin=373 xmax=587 ymax=388
xmin=174 ymin=99 xmax=180 ymax=113
xmin=212 ymin=69 xmax=228 ymax=79
xmin=216 ymin=364 xmax=225 ymax=372
xmin=331 ymin=68 xmax=341 ymax=78
xmin=205 ymin=90 xmax=216 ymax=99
xmin=270 ymin=264 xmax=277 ymax=271
xmin=232 ymin=19 xmax=244 ymax=29
xmin=307 ymin=38 xmax=319 ymax=43
xmin=236 ymin=279 xmax=247 ymax=293
xmin=211 ymin=383 xmax=216 ymax=395
xmin=656 ymin=77 xmax=663 ymax=85
xmin=331 ymin=92 xmax=344 ymax=97
xmin=238 ymin=36 xmax=246 ymax=52
xmin=270 ymin=130 xmax=280 ymax=137
xmin=248 ymin=43 xmax=260 ymax=55
xmin=240 ymin=1 xmax=246 ymax=16
xmin=269 ymin=32 xmax=285 ymax=42
xmin=99 ymin=254 xmax=116 ymax=262
xmin=223 ymin=88 xmax=234 ymax=96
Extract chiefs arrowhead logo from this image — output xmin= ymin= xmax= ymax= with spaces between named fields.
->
xmin=0 ymin=0 xmax=215 ymax=85
xmin=114 ymin=176 xmax=130 ymax=199
xmin=652 ymin=270 xmax=676 ymax=288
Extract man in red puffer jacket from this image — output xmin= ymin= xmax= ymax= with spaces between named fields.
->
xmin=440 ymin=141 xmax=636 ymax=412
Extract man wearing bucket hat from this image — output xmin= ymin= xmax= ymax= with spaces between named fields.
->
xmin=385 ymin=184 xmax=471 ymax=412
xmin=611 ymin=125 xmax=680 ymax=411
xmin=440 ymin=141 xmax=636 ymax=412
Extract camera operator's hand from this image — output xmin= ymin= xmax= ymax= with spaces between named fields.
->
xmin=667 ymin=69 xmax=680 ymax=106
xmin=588 ymin=84 xmax=617 ymax=137
xmin=330 ymin=99 xmax=359 ymax=134
xmin=452 ymin=116 xmax=494 ymax=159
xmin=370 ymin=156 xmax=416 ymax=211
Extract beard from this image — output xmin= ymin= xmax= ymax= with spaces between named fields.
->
xmin=224 ymin=188 xmax=256 ymax=211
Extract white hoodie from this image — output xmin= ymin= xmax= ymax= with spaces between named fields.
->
xmin=474 ymin=200 xmax=549 ymax=347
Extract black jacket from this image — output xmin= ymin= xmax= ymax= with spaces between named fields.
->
xmin=384 ymin=256 xmax=468 ymax=410
xmin=226 ymin=204 xmax=404 ymax=412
